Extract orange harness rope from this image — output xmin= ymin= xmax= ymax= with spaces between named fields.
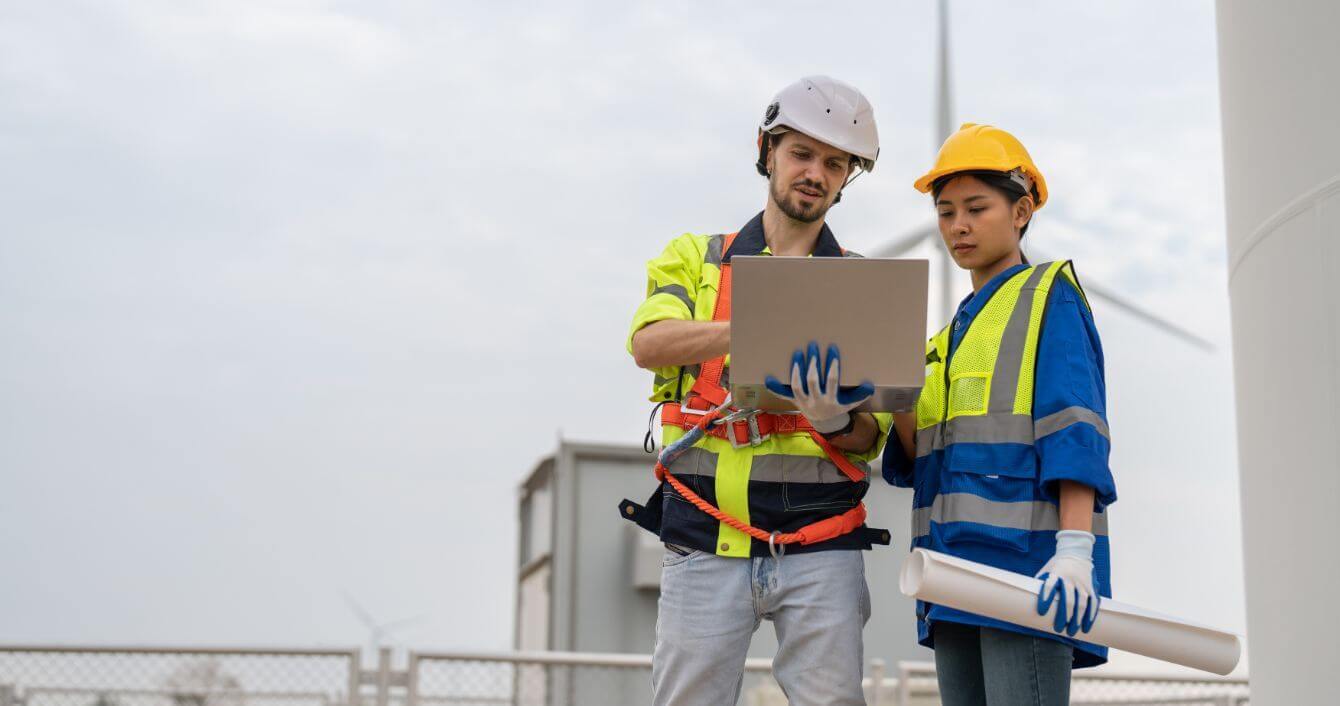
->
xmin=650 ymin=232 xmax=870 ymax=547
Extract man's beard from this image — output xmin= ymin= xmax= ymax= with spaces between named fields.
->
xmin=770 ymin=176 xmax=833 ymax=224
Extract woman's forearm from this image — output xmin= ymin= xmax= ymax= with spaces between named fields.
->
xmin=827 ymin=412 xmax=878 ymax=453
xmin=1058 ymin=480 xmax=1096 ymax=532
xmin=893 ymin=412 xmax=916 ymax=460
xmin=631 ymin=320 xmax=730 ymax=369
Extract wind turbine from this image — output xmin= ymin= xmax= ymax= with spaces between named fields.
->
xmin=879 ymin=0 xmax=1213 ymax=351
xmin=342 ymin=591 xmax=427 ymax=657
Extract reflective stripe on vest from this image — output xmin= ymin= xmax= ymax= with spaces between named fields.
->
xmin=664 ymin=446 xmax=868 ymax=485
xmin=912 ymin=493 xmax=1110 ymax=537
xmin=912 ymin=261 xmax=1107 ymax=538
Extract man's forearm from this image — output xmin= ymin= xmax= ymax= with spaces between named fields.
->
xmin=1058 ymin=480 xmax=1096 ymax=532
xmin=827 ymin=412 xmax=879 ymax=453
xmin=631 ymin=320 xmax=730 ymax=369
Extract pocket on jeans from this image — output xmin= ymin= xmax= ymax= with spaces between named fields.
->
xmin=661 ymin=545 xmax=699 ymax=568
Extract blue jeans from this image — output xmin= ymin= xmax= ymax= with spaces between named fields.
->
xmin=933 ymin=621 xmax=1073 ymax=706
xmin=652 ymin=548 xmax=870 ymax=706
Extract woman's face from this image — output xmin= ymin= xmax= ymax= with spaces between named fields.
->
xmin=934 ymin=174 xmax=1031 ymax=271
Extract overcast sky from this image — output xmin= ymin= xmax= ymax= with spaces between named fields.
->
xmin=0 ymin=0 xmax=1240 ymax=670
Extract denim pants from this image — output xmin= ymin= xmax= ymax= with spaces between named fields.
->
xmin=933 ymin=621 xmax=1074 ymax=706
xmin=651 ymin=548 xmax=871 ymax=706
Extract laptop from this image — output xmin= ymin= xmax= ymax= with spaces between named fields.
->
xmin=729 ymin=255 xmax=929 ymax=413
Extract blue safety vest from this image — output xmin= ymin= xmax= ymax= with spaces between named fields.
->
xmin=883 ymin=261 xmax=1117 ymax=668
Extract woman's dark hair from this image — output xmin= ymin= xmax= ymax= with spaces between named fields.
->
xmin=931 ymin=170 xmax=1040 ymax=240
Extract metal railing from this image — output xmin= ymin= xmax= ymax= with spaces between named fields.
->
xmin=875 ymin=661 xmax=1249 ymax=706
xmin=0 ymin=645 xmax=1249 ymax=706
xmin=409 ymin=650 xmax=774 ymax=706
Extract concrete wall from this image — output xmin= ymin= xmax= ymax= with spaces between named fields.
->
xmin=1216 ymin=1 xmax=1340 ymax=701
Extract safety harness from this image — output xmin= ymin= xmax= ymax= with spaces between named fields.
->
xmin=621 ymin=232 xmax=879 ymax=555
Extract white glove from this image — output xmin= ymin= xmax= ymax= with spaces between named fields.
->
xmin=765 ymin=343 xmax=874 ymax=434
xmin=1035 ymin=529 xmax=1100 ymax=636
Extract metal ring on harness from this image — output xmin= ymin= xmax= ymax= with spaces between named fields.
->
xmin=768 ymin=531 xmax=786 ymax=561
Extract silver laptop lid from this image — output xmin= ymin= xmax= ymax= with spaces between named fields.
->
xmin=729 ymin=256 xmax=929 ymax=413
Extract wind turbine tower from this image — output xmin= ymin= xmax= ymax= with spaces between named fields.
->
xmin=1216 ymin=0 xmax=1340 ymax=701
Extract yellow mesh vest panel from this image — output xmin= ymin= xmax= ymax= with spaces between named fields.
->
xmin=1013 ymin=261 xmax=1092 ymax=414
xmin=917 ymin=327 xmax=951 ymax=430
xmin=947 ymin=268 xmax=1032 ymax=419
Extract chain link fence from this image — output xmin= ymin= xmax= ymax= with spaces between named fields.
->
xmin=0 ymin=648 xmax=359 ymax=706
xmin=1069 ymin=672 xmax=1251 ymax=706
xmin=0 ymin=646 xmax=1248 ymax=706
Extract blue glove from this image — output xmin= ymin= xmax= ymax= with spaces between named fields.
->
xmin=1035 ymin=530 xmax=1101 ymax=636
xmin=764 ymin=342 xmax=875 ymax=434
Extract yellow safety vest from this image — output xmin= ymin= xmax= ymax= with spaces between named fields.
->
xmin=915 ymin=260 xmax=1108 ymax=537
xmin=625 ymin=220 xmax=891 ymax=558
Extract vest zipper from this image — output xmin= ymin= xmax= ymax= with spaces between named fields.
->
xmin=941 ymin=329 xmax=952 ymax=442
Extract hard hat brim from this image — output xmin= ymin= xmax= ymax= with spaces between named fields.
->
xmin=913 ymin=166 xmax=1048 ymax=209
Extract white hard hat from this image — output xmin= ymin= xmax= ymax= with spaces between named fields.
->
xmin=756 ymin=75 xmax=880 ymax=176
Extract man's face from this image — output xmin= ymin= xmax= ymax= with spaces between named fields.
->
xmin=766 ymin=131 xmax=853 ymax=224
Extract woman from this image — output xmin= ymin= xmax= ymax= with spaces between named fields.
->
xmin=883 ymin=123 xmax=1117 ymax=705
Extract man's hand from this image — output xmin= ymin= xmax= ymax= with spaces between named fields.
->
xmin=764 ymin=342 xmax=874 ymax=434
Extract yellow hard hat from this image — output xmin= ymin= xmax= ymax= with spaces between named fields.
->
xmin=913 ymin=123 xmax=1048 ymax=210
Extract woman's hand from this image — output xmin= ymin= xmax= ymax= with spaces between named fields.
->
xmin=1035 ymin=529 xmax=1100 ymax=636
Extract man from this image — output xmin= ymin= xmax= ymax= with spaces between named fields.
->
xmin=621 ymin=76 xmax=893 ymax=706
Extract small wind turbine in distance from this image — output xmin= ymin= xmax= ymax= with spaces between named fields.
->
xmin=342 ymin=591 xmax=427 ymax=657
xmin=881 ymin=0 xmax=1213 ymax=352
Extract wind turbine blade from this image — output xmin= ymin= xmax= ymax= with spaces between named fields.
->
xmin=341 ymin=591 xmax=378 ymax=631
xmin=1026 ymin=250 xmax=1214 ymax=350
xmin=378 ymin=614 xmax=429 ymax=633
xmin=871 ymin=223 xmax=937 ymax=258
xmin=1081 ymin=281 xmax=1216 ymax=351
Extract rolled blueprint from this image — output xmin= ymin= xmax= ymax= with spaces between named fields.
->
xmin=899 ymin=549 xmax=1242 ymax=675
